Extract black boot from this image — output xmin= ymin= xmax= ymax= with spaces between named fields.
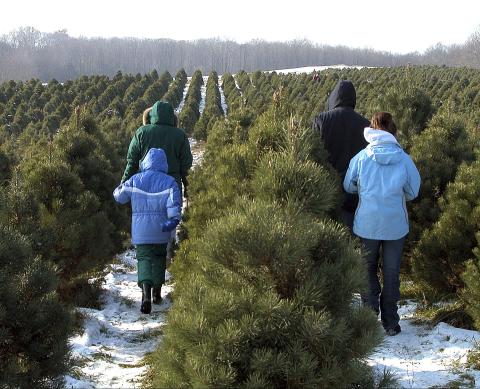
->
xmin=141 ymin=282 xmax=152 ymax=314
xmin=152 ymin=285 xmax=162 ymax=305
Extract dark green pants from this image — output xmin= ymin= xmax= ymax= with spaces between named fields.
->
xmin=136 ymin=244 xmax=168 ymax=288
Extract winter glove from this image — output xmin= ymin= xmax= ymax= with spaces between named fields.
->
xmin=161 ymin=218 xmax=180 ymax=232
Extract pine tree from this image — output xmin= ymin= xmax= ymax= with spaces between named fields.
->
xmin=0 ymin=224 xmax=73 ymax=388
xmin=408 ymin=110 xmax=475 ymax=245
xmin=252 ymin=121 xmax=338 ymax=218
xmin=149 ymin=94 xmax=381 ymax=388
xmin=152 ymin=199 xmax=381 ymax=388
xmin=375 ymin=81 xmax=433 ymax=148
xmin=0 ymin=147 xmax=10 ymax=183
xmin=462 ymin=231 xmax=480 ymax=329
xmin=8 ymin=111 xmax=124 ymax=304
xmin=412 ymin=160 xmax=480 ymax=300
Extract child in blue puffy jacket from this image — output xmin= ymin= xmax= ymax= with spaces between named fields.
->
xmin=113 ymin=148 xmax=181 ymax=314
xmin=343 ymin=112 xmax=421 ymax=336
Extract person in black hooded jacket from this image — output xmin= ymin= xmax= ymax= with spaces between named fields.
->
xmin=313 ymin=80 xmax=370 ymax=228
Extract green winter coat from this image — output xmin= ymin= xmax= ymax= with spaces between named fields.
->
xmin=121 ymin=101 xmax=193 ymax=191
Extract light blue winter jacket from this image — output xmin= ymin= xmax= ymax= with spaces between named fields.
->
xmin=113 ymin=148 xmax=181 ymax=245
xmin=343 ymin=128 xmax=421 ymax=240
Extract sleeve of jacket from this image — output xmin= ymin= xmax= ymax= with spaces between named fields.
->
xmin=180 ymin=134 xmax=193 ymax=177
xmin=113 ymin=177 xmax=134 ymax=204
xmin=121 ymin=132 xmax=141 ymax=183
xmin=167 ymin=180 xmax=182 ymax=220
xmin=343 ymin=153 xmax=361 ymax=194
xmin=403 ymin=154 xmax=421 ymax=201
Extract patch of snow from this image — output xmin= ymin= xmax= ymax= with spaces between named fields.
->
xmin=270 ymin=65 xmax=370 ymax=74
xmin=175 ymin=78 xmax=191 ymax=114
xmin=218 ymin=76 xmax=228 ymax=115
xmin=370 ymin=301 xmax=480 ymax=388
xmin=65 ymin=251 xmax=173 ymax=388
xmin=234 ymin=78 xmax=243 ymax=98
xmin=199 ymin=76 xmax=208 ymax=114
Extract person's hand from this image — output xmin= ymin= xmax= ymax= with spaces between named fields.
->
xmin=161 ymin=218 xmax=180 ymax=232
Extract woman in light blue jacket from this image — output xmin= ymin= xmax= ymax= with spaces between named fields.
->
xmin=343 ymin=112 xmax=420 ymax=336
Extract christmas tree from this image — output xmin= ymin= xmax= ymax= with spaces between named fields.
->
xmin=412 ymin=160 xmax=480 ymax=300
xmin=149 ymin=95 xmax=381 ymax=388
xmin=0 ymin=224 xmax=72 ymax=388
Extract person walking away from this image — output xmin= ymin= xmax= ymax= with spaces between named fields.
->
xmin=313 ymin=80 xmax=370 ymax=229
xmin=114 ymin=148 xmax=181 ymax=314
xmin=343 ymin=112 xmax=420 ymax=335
xmin=122 ymin=101 xmax=192 ymax=199
xmin=122 ymin=100 xmax=192 ymax=269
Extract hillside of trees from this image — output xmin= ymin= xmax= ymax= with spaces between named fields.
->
xmin=0 ymin=26 xmax=480 ymax=82
xmin=2 ymin=64 xmax=480 ymax=386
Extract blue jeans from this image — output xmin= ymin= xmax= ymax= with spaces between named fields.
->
xmin=360 ymin=236 xmax=406 ymax=330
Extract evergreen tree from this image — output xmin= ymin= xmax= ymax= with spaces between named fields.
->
xmin=8 ymin=111 xmax=123 ymax=304
xmin=412 ymin=160 xmax=480 ymax=300
xmin=0 ymin=224 xmax=73 ymax=388
xmin=0 ymin=147 xmax=10 ymax=183
xmin=376 ymin=82 xmax=433 ymax=148
xmin=408 ymin=110 xmax=475 ymax=244
xmin=462 ymin=239 xmax=480 ymax=329
xmin=194 ymin=71 xmax=224 ymax=140
xmin=153 ymin=199 xmax=380 ymax=388
xmin=252 ymin=121 xmax=338 ymax=218
xmin=178 ymin=70 xmax=203 ymax=134
xmin=149 ymin=95 xmax=381 ymax=388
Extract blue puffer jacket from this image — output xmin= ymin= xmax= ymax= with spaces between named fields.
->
xmin=343 ymin=128 xmax=421 ymax=240
xmin=113 ymin=148 xmax=181 ymax=244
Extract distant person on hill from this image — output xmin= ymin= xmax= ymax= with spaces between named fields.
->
xmin=343 ymin=112 xmax=421 ymax=336
xmin=114 ymin=148 xmax=181 ymax=314
xmin=313 ymin=80 xmax=370 ymax=229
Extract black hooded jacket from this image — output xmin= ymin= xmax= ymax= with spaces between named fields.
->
xmin=313 ymin=80 xmax=370 ymax=212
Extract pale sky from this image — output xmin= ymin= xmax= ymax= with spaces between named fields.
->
xmin=1 ymin=0 xmax=479 ymax=54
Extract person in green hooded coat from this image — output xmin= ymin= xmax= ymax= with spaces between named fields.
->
xmin=121 ymin=101 xmax=193 ymax=197
xmin=121 ymin=101 xmax=193 ymax=302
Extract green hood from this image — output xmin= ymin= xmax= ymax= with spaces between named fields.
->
xmin=149 ymin=101 xmax=175 ymax=126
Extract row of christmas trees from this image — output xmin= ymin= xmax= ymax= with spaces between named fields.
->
xmin=147 ymin=92 xmax=395 ymax=387
xmin=2 ymin=65 xmax=480 ymax=386
xmin=206 ymin=67 xmax=480 ymax=327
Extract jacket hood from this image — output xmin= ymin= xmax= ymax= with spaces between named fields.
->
xmin=364 ymin=127 xmax=403 ymax=165
xmin=149 ymin=101 xmax=175 ymax=126
xmin=328 ymin=80 xmax=356 ymax=110
xmin=140 ymin=148 xmax=169 ymax=173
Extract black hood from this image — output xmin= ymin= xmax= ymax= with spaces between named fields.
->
xmin=328 ymin=80 xmax=356 ymax=110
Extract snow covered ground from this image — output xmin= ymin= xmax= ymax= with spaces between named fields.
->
xmin=175 ymin=78 xmax=191 ymax=114
xmin=370 ymin=301 xmax=480 ymax=388
xmin=65 ymin=138 xmax=204 ymax=388
xmin=64 ymin=251 xmax=173 ymax=388
xmin=218 ymin=76 xmax=228 ymax=115
xmin=199 ymin=76 xmax=208 ymax=114
xmin=65 ymin=270 xmax=480 ymax=388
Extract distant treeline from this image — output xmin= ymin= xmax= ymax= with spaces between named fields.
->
xmin=0 ymin=26 xmax=479 ymax=81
